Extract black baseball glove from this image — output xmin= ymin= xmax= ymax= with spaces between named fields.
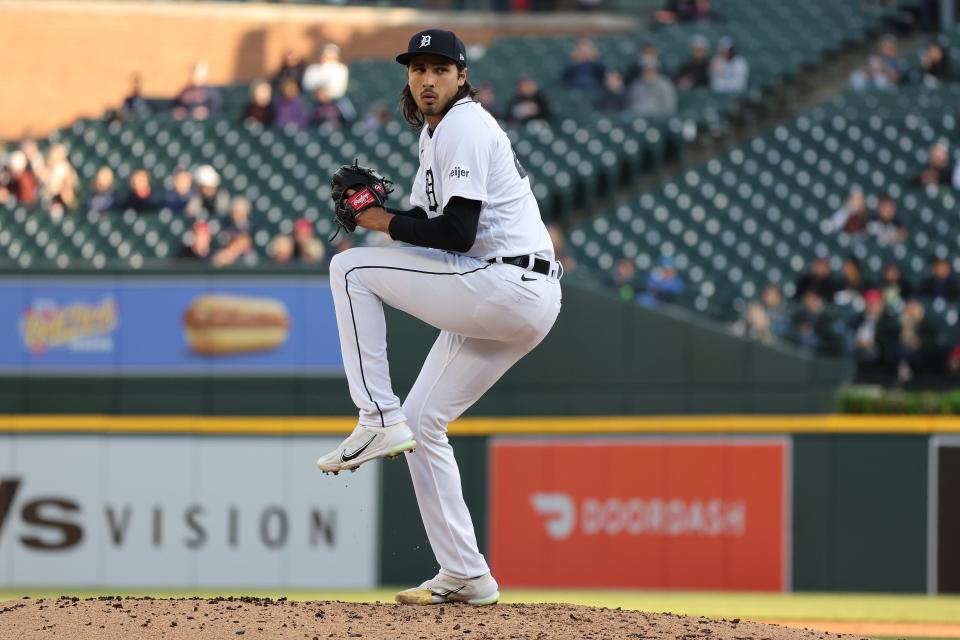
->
xmin=329 ymin=160 xmax=394 ymax=238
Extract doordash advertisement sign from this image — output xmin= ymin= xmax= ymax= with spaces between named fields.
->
xmin=489 ymin=437 xmax=789 ymax=590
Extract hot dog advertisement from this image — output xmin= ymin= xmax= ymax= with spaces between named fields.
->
xmin=0 ymin=278 xmax=342 ymax=374
xmin=183 ymin=295 xmax=290 ymax=356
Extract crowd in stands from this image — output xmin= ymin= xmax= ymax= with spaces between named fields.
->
xmin=726 ymin=134 xmax=960 ymax=380
xmin=851 ymin=34 xmax=956 ymax=90
xmin=500 ymin=30 xmax=750 ymax=123
xmin=734 ymin=252 xmax=959 ymax=383
xmin=727 ymin=131 xmax=960 ymax=381
xmin=606 ymin=255 xmax=685 ymax=308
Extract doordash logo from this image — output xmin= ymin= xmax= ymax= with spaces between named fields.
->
xmin=531 ymin=492 xmax=747 ymax=539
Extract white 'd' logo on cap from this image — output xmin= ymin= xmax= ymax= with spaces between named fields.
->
xmin=420 ymin=35 xmax=432 ymax=47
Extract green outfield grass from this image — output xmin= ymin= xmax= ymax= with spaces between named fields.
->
xmin=1 ymin=589 xmax=959 ymax=625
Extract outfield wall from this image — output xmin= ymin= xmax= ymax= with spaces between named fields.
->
xmin=1 ymin=415 xmax=957 ymax=593
xmin=0 ymin=273 xmax=847 ymax=415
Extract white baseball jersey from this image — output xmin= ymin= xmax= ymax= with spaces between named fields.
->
xmin=409 ymin=97 xmax=555 ymax=261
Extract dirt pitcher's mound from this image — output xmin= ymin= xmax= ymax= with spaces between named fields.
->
xmin=0 ymin=596 xmax=869 ymax=640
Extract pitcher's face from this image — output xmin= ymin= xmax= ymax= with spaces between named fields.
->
xmin=408 ymin=54 xmax=465 ymax=119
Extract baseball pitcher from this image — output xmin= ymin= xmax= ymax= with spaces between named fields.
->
xmin=316 ymin=28 xmax=563 ymax=606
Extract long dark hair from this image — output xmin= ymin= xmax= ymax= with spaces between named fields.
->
xmin=401 ymin=76 xmax=480 ymax=129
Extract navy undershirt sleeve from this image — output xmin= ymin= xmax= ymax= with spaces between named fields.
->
xmin=388 ymin=197 xmax=481 ymax=253
xmin=386 ymin=205 xmax=428 ymax=220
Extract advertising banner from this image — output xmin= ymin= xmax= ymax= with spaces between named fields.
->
xmin=0 ymin=277 xmax=341 ymax=374
xmin=489 ymin=437 xmax=789 ymax=590
xmin=0 ymin=435 xmax=378 ymax=588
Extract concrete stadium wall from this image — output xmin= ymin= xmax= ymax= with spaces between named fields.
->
xmin=0 ymin=0 xmax=633 ymax=140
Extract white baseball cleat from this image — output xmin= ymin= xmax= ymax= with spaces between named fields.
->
xmin=316 ymin=422 xmax=417 ymax=475
xmin=395 ymin=571 xmax=500 ymax=606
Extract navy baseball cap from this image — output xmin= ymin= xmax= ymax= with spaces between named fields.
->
xmin=396 ymin=29 xmax=467 ymax=67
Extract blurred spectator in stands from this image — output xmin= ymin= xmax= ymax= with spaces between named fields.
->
xmin=161 ymin=168 xmax=195 ymax=215
xmin=187 ymin=165 xmax=229 ymax=218
xmin=850 ymin=288 xmax=900 ymax=374
xmin=627 ymin=60 xmax=677 ymax=117
xmin=17 ymin=140 xmax=47 ymax=199
xmin=0 ymin=150 xmax=39 ymax=206
xmin=876 ymin=34 xmax=905 ymax=82
xmin=947 ymin=344 xmax=960 ymax=376
xmin=506 ymin=75 xmax=553 ymax=123
xmin=274 ymin=78 xmax=309 ymax=131
xmin=221 ymin=196 xmax=253 ymax=243
xmin=303 ymin=44 xmax=349 ymax=99
xmin=794 ymin=256 xmax=838 ymax=302
xmin=270 ymin=234 xmax=295 ymax=265
xmin=866 ymin=195 xmax=907 ymax=245
xmin=880 ymin=262 xmax=912 ymax=308
xmin=43 ymin=143 xmax=78 ymax=219
xmin=311 ymin=86 xmax=347 ymax=128
xmin=709 ymin=37 xmax=749 ymax=93
xmin=655 ymin=0 xmax=718 ymax=24
xmin=271 ymin=49 xmax=307 ymax=93
xmin=176 ymin=219 xmax=212 ymax=261
xmin=212 ymin=231 xmax=256 ymax=268
xmin=897 ymin=299 xmax=940 ymax=381
xmin=292 ymin=218 xmax=325 ymax=264
xmin=850 ymin=35 xmax=904 ymax=89
xmin=920 ymin=42 xmax=950 ymax=86
xmin=919 ymin=257 xmax=960 ymax=301
xmin=912 ymin=141 xmax=959 ymax=192
xmin=789 ymin=291 xmax=843 ymax=354
xmin=20 ymin=139 xmax=47 ymax=179
xmin=122 ymin=169 xmax=155 ymax=212
xmin=674 ymin=35 xmax=711 ymax=90
xmin=640 ymin=255 xmax=684 ymax=305
xmin=736 ymin=285 xmax=788 ymax=344
xmin=835 ymin=257 xmax=873 ymax=305
xmin=477 ymin=82 xmax=503 ymax=120
xmin=762 ymin=284 xmax=790 ymax=338
xmin=86 ymin=167 xmax=117 ymax=213
xmin=119 ymin=73 xmax=151 ymax=121
xmin=595 ymin=71 xmax=628 ymax=112
xmin=361 ymin=102 xmax=393 ymax=132
xmin=949 ymin=344 xmax=960 ymax=376
xmin=561 ymin=37 xmax=606 ymax=91
xmin=738 ymin=302 xmax=775 ymax=344
xmin=624 ymin=41 xmax=661 ymax=86
xmin=547 ymin=223 xmax=576 ymax=274
xmin=654 ymin=0 xmax=696 ymax=24
xmin=242 ymin=80 xmax=275 ymax=127
xmin=606 ymin=257 xmax=641 ymax=301
xmin=173 ymin=61 xmax=221 ymax=120
xmin=828 ymin=188 xmax=869 ymax=234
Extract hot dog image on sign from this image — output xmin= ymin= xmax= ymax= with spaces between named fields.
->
xmin=182 ymin=295 xmax=290 ymax=356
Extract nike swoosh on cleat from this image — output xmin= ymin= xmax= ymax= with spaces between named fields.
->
xmin=341 ymin=435 xmax=377 ymax=462
xmin=432 ymin=585 xmax=466 ymax=598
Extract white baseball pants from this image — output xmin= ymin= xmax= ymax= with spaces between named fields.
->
xmin=329 ymin=245 xmax=562 ymax=579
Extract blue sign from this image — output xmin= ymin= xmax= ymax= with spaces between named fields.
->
xmin=0 ymin=278 xmax=343 ymax=374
